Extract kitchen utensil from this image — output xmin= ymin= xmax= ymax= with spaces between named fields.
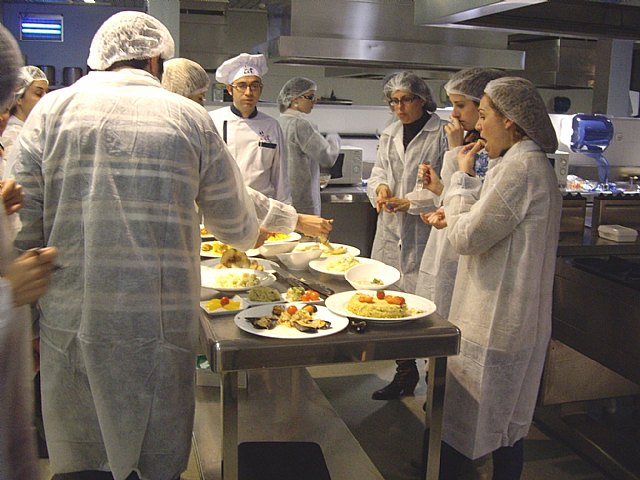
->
xmin=271 ymin=264 xmax=334 ymax=297
xmin=63 ymin=67 xmax=84 ymax=86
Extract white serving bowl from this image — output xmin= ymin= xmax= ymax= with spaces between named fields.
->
xmin=258 ymin=240 xmax=299 ymax=257
xmin=276 ymin=248 xmax=323 ymax=270
xmin=344 ymin=262 xmax=401 ymax=290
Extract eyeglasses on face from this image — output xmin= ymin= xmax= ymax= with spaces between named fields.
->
xmin=230 ymin=82 xmax=263 ymax=92
xmin=300 ymin=94 xmax=316 ymax=101
xmin=388 ymin=95 xmax=417 ymax=107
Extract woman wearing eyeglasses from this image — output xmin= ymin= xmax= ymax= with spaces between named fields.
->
xmin=366 ymin=71 xmax=446 ymax=400
xmin=277 ymin=77 xmax=341 ymax=215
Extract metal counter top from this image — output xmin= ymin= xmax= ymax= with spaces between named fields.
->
xmin=198 ymin=262 xmax=460 ymax=480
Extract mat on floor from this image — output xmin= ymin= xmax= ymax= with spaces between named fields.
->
xmin=238 ymin=441 xmax=331 ymax=480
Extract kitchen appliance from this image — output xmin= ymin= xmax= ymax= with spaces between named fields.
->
xmin=62 ymin=67 xmax=84 ymax=87
xmin=38 ymin=65 xmax=56 ymax=86
xmin=570 ymin=114 xmax=614 ymax=187
xmin=328 ymin=146 xmax=363 ymax=185
xmin=547 ymin=151 xmax=569 ymax=188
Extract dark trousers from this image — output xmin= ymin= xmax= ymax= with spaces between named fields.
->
xmin=52 ymin=473 xmax=180 ymax=480
xmin=438 ymin=438 xmax=524 ymax=480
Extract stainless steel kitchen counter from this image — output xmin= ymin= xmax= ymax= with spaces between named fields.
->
xmin=198 ymin=265 xmax=460 ymax=480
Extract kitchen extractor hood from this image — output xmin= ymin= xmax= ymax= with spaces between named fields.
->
xmin=415 ymin=0 xmax=547 ymax=25
xmin=253 ymin=0 xmax=525 ymax=73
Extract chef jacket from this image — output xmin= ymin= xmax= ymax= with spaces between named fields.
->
xmin=11 ymin=68 xmax=258 ymax=480
xmin=442 ymin=139 xmax=561 ymax=459
xmin=211 ymin=106 xmax=292 ymax=204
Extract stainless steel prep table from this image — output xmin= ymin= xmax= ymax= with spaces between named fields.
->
xmin=198 ymin=265 xmax=460 ymax=480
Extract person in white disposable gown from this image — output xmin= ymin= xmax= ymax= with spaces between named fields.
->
xmin=162 ymin=58 xmax=333 ymax=238
xmin=0 ymin=24 xmax=57 ymax=480
xmin=437 ymin=77 xmax=561 ymax=479
xmin=0 ymin=66 xmax=49 ymax=167
xmin=10 ymin=12 xmax=258 ymax=480
xmin=415 ymin=68 xmax=506 ymax=319
xmin=367 ymin=71 xmax=446 ymax=401
xmin=210 ymin=53 xmax=292 ymax=204
xmin=277 ymin=77 xmax=341 ymax=215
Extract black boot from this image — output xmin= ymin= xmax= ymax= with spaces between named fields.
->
xmin=372 ymin=359 xmax=419 ymax=400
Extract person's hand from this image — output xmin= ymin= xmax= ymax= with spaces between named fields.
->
xmin=375 ymin=184 xmax=392 ymax=213
xmin=420 ymin=164 xmax=444 ymax=196
xmin=4 ymin=247 xmax=58 ymax=307
xmin=384 ymin=197 xmax=410 ymax=213
xmin=295 ymin=215 xmax=333 ymax=237
xmin=0 ymin=179 xmax=24 ymax=215
xmin=420 ymin=207 xmax=447 ymax=229
xmin=254 ymin=227 xmax=270 ymax=248
xmin=445 ymin=118 xmax=465 ymax=149
xmin=457 ymin=141 xmax=483 ymax=176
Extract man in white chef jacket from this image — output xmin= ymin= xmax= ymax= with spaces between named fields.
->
xmin=210 ymin=53 xmax=292 ymax=204
xmin=10 ymin=11 xmax=258 ymax=480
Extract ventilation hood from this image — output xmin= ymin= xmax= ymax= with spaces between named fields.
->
xmin=254 ymin=0 xmax=525 ymax=75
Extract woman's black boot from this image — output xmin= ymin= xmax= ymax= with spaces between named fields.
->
xmin=372 ymin=359 xmax=419 ymax=400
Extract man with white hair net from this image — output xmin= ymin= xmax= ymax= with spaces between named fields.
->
xmin=10 ymin=11 xmax=258 ymax=480
xmin=277 ymin=76 xmax=341 ymax=215
xmin=162 ymin=58 xmax=333 ymax=237
xmin=0 ymin=65 xmax=49 ymax=165
xmin=210 ymin=53 xmax=292 ymax=204
xmin=0 ymin=24 xmax=57 ymax=480
xmin=366 ymin=71 xmax=446 ymax=401
xmin=434 ymin=76 xmax=561 ymax=478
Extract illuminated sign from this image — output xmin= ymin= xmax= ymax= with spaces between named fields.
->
xmin=20 ymin=13 xmax=63 ymax=42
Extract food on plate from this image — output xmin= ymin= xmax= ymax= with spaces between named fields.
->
xmin=200 ymin=226 xmax=210 ymax=236
xmin=248 ymin=286 xmax=281 ymax=302
xmin=325 ymin=255 xmax=360 ymax=272
xmin=217 ymin=248 xmax=264 ymax=271
xmin=246 ymin=304 xmax=331 ymax=334
xmin=201 ymin=241 xmax=229 ymax=255
xmin=205 ymin=296 xmax=240 ymax=311
xmin=214 ymin=272 xmax=260 ymax=288
xmin=285 ymin=287 xmax=320 ymax=302
xmin=346 ymin=291 xmax=423 ymax=319
xmin=296 ymin=242 xmax=347 ymax=256
xmin=267 ymin=232 xmax=289 ymax=242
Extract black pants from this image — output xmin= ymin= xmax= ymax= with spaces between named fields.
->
xmin=52 ymin=473 xmax=180 ymax=480
xmin=438 ymin=439 xmax=524 ymax=480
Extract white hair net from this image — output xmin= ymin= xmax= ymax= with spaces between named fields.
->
xmin=484 ymin=76 xmax=558 ymax=154
xmin=383 ymin=71 xmax=437 ymax=112
xmin=162 ymin=58 xmax=210 ymax=98
xmin=444 ymin=67 xmax=506 ymax=102
xmin=277 ymin=77 xmax=317 ymax=113
xmin=13 ymin=66 xmax=48 ymax=99
xmin=87 ymin=11 xmax=175 ymax=71
xmin=0 ymin=25 xmax=23 ymax=110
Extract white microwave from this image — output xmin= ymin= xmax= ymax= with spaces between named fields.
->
xmin=328 ymin=146 xmax=363 ymax=185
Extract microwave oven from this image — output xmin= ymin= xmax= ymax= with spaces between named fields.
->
xmin=328 ymin=146 xmax=363 ymax=185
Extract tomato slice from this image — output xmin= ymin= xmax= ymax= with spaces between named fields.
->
xmin=376 ymin=291 xmax=385 ymax=300
xmin=220 ymin=296 xmax=230 ymax=306
xmin=287 ymin=305 xmax=298 ymax=315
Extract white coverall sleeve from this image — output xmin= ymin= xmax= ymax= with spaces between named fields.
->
xmin=366 ymin=133 xmax=392 ymax=208
xmin=296 ymin=121 xmax=341 ymax=169
xmin=444 ymin=158 xmax=529 ymax=256
xmin=246 ymin=187 xmax=297 ymax=233
xmin=271 ymin=126 xmax=292 ymax=204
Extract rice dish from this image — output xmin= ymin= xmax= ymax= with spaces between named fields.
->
xmin=325 ymin=255 xmax=360 ymax=272
xmin=346 ymin=293 xmax=410 ymax=318
xmin=215 ymin=272 xmax=259 ymax=288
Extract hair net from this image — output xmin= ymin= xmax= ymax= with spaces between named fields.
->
xmin=162 ymin=58 xmax=210 ymax=98
xmin=444 ymin=67 xmax=506 ymax=102
xmin=277 ymin=77 xmax=317 ymax=113
xmin=87 ymin=11 xmax=175 ymax=71
xmin=0 ymin=25 xmax=23 ymax=110
xmin=485 ymin=76 xmax=558 ymax=153
xmin=383 ymin=71 xmax=437 ymax=112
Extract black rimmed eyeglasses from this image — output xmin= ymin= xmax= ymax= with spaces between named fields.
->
xmin=230 ymin=82 xmax=263 ymax=92
xmin=388 ymin=95 xmax=417 ymax=107
xmin=300 ymin=94 xmax=316 ymax=101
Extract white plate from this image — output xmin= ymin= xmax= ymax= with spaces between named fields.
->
xmin=200 ymin=224 xmax=215 ymax=240
xmin=324 ymin=290 xmax=437 ymax=324
xmin=234 ymin=304 xmax=349 ymax=339
xmin=200 ymin=241 xmax=260 ymax=258
xmin=201 ymin=258 xmax=278 ymax=273
xmin=265 ymin=231 xmax=302 ymax=243
xmin=243 ymin=292 xmax=324 ymax=306
xmin=200 ymin=295 xmax=246 ymax=316
xmin=295 ymin=242 xmax=360 ymax=258
xmin=200 ymin=267 xmax=276 ymax=292
xmin=308 ymin=257 xmax=383 ymax=278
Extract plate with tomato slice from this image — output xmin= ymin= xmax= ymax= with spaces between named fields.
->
xmin=324 ymin=290 xmax=436 ymax=324
xmin=200 ymin=295 xmax=247 ymax=316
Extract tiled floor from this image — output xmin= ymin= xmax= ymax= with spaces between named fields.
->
xmin=38 ymin=361 xmax=611 ymax=479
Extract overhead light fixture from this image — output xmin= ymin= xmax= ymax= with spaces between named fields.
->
xmin=20 ymin=13 xmax=63 ymax=42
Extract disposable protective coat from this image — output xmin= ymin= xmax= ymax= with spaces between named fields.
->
xmin=11 ymin=69 xmax=258 ymax=480
xmin=0 ymin=210 xmax=38 ymax=480
xmin=442 ymin=140 xmax=561 ymax=459
xmin=211 ymin=106 xmax=291 ymax=204
xmin=247 ymin=187 xmax=297 ymax=233
xmin=279 ymin=109 xmax=340 ymax=215
xmin=366 ymin=114 xmax=445 ymax=293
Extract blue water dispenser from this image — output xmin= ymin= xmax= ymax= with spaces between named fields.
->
xmin=570 ymin=114 xmax=614 ymax=188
